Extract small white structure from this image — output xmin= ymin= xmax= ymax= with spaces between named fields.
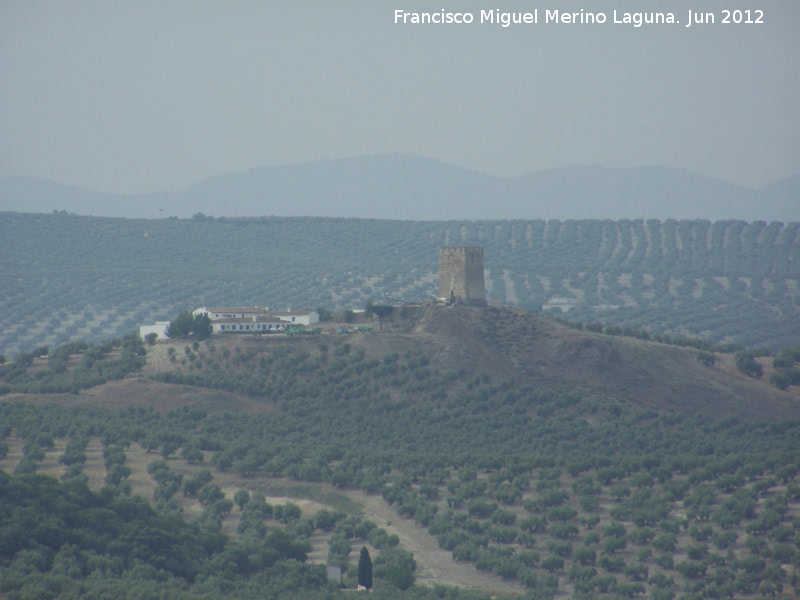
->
xmin=139 ymin=322 xmax=170 ymax=341
xmin=326 ymin=565 xmax=342 ymax=585
xmin=543 ymin=297 xmax=579 ymax=313
xmin=269 ymin=310 xmax=319 ymax=326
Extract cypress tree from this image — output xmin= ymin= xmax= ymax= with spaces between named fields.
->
xmin=358 ymin=546 xmax=373 ymax=589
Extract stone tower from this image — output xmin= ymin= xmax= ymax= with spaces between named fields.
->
xmin=439 ymin=246 xmax=486 ymax=306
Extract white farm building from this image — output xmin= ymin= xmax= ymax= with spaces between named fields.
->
xmin=140 ymin=307 xmax=320 ymax=340
xmin=192 ymin=307 xmax=320 ymax=333
xmin=211 ymin=316 xmax=286 ymax=334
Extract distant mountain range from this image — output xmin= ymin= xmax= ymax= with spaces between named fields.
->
xmin=1 ymin=154 xmax=798 ymax=221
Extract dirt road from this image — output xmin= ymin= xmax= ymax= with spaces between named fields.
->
xmin=348 ymin=489 xmax=523 ymax=595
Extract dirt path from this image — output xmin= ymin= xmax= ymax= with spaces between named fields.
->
xmin=347 ymin=489 xmax=523 ymax=595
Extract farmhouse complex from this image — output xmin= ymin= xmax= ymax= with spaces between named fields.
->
xmin=193 ymin=307 xmax=319 ymax=333
xmin=140 ymin=246 xmax=486 ymax=340
xmin=139 ymin=307 xmax=319 ymax=340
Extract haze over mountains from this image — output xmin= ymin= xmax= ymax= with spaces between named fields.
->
xmin=2 ymin=154 xmax=798 ymax=222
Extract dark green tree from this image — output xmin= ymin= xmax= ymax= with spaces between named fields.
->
xmin=181 ymin=446 xmax=204 ymax=464
xmin=166 ymin=311 xmax=194 ymax=339
xmin=165 ymin=311 xmax=212 ymax=340
xmin=697 ymin=351 xmax=715 ymax=367
xmin=358 ymin=546 xmax=373 ymax=589
xmin=234 ymin=488 xmax=250 ymax=511
xmin=385 ymin=563 xmax=414 ymax=590
xmin=315 ymin=306 xmax=333 ymax=321
xmin=735 ymin=351 xmax=763 ymax=378
xmin=193 ymin=313 xmax=212 ymax=340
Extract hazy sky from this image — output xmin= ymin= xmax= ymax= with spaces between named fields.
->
xmin=1 ymin=0 xmax=798 ymax=194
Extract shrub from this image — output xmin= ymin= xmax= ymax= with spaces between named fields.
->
xmin=734 ymin=351 xmax=763 ymax=378
xmin=573 ymin=545 xmax=596 ymax=565
xmin=197 ymin=483 xmax=224 ymax=505
xmin=675 ymin=559 xmax=707 ymax=579
xmin=653 ymin=533 xmax=677 ymax=552
xmin=541 ymin=555 xmax=564 ymax=572
xmin=697 ymin=351 xmax=715 ymax=367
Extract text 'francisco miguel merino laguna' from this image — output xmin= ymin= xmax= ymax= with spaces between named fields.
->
xmin=394 ymin=9 xmax=765 ymax=28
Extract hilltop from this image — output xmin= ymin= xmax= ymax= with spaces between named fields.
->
xmin=411 ymin=306 xmax=799 ymax=420
xmin=1 ymin=212 xmax=799 ymax=358
xmin=6 ymin=305 xmax=798 ymax=421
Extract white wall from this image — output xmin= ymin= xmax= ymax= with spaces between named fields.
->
xmin=139 ymin=322 xmax=170 ymax=340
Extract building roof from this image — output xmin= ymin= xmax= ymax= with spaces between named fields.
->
xmin=214 ymin=316 xmax=285 ymax=324
xmin=268 ymin=310 xmax=317 ymax=316
xmin=200 ymin=307 xmax=266 ymax=314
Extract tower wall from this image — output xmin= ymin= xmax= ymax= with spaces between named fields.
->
xmin=439 ymin=246 xmax=486 ymax=305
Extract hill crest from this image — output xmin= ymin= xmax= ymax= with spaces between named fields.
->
xmin=408 ymin=306 xmax=799 ymax=421
xmin=2 ymin=154 xmax=798 ymax=221
xmin=11 ymin=305 xmax=796 ymax=423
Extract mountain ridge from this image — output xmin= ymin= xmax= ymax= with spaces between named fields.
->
xmin=2 ymin=154 xmax=797 ymax=221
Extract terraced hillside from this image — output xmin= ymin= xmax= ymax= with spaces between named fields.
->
xmin=1 ymin=212 xmax=798 ymax=357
